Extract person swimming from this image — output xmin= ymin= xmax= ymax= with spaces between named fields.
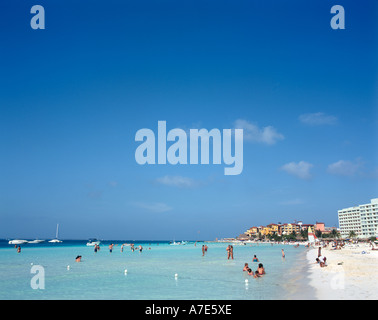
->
xmin=75 ymin=255 xmax=82 ymax=262
xmin=252 ymin=255 xmax=259 ymax=262
xmin=243 ymin=263 xmax=249 ymax=271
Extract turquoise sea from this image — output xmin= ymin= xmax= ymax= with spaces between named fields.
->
xmin=0 ymin=240 xmax=312 ymax=300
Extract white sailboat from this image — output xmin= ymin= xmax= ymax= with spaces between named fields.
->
xmin=307 ymin=226 xmax=317 ymax=245
xmin=48 ymin=224 xmax=62 ymax=243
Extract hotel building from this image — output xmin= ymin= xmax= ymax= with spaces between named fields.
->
xmin=338 ymin=198 xmax=378 ymax=239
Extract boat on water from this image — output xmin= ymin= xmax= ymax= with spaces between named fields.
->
xmin=28 ymin=239 xmax=45 ymax=244
xmin=48 ymin=224 xmax=62 ymax=243
xmin=170 ymin=241 xmax=188 ymax=245
xmin=86 ymin=239 xmax=101 ymax=246
xmin=8 ymin=239 xmax=28 ymax=245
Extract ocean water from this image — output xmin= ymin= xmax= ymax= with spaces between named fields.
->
xmin=0 ymin=240 xmax=311 ymax=300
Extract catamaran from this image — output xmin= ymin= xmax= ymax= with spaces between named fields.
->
xmin=48 ymin=224 xmax=62 ymax=243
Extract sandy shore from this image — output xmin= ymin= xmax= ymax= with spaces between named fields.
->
xmin=306 ymin=244 xmax=378 ymax=300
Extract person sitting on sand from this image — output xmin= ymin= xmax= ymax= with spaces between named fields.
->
xmin=75 ymin=255 xmax=82 ymax=262
xmin=252 ymin=255 xmax=259 ymax=262
xmin=243 ymin=263 xmax=249 ymax=271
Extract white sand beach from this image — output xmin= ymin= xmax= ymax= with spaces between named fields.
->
xmin=307 ymin=244 xmax=378 ymax=300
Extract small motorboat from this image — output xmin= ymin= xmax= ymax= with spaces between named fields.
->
xmin=28 ymin=239 xmax=45 ymax=244
xmin=8 ymin=239 xmax=28 ymax=245
xmin=86 ymin=239 xmax=101 ymax=246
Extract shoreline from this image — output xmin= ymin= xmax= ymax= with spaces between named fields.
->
xmin=306 ymin=244 xmax=378 ymax=300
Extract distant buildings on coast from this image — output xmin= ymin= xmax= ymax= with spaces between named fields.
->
xmin=237 ymin=221 xmax=337 ymax=241
xmin=235 ymin=197 xmax=378 ymax=241
xmin=338 ymin=198 xmax=378 ymax=239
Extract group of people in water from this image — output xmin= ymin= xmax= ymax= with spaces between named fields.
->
xmin=201 ymin=244 xmax=208 ymax=256
xmin=243 ymin=254 xmax=266 ymax=278
xmin=75 ymin=242 xmax=149 ymax=262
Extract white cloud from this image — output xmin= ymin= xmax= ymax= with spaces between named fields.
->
xmin=281 ymin=161 xmax=313 ymax=179
xmin=299 ymin=112 xmax=338 ymax=126
xmin=327 ymin=159 xmax=362 ymax=176
xmin=108 ymin=181 xmax=118 ymax=187
xmin=132 ymin=202 xmax=172 ymax=213
xmin=155 ymin=175 xmax=197 ymax=188
xmin=234 ymin=119 xmax=284 ymax=145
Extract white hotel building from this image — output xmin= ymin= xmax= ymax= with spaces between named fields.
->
xmin=338 ymin=198 xmax=378 ymax=239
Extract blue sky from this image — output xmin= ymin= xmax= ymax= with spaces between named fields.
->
xmin=0 ymin=0 xmax=377 ymax=240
